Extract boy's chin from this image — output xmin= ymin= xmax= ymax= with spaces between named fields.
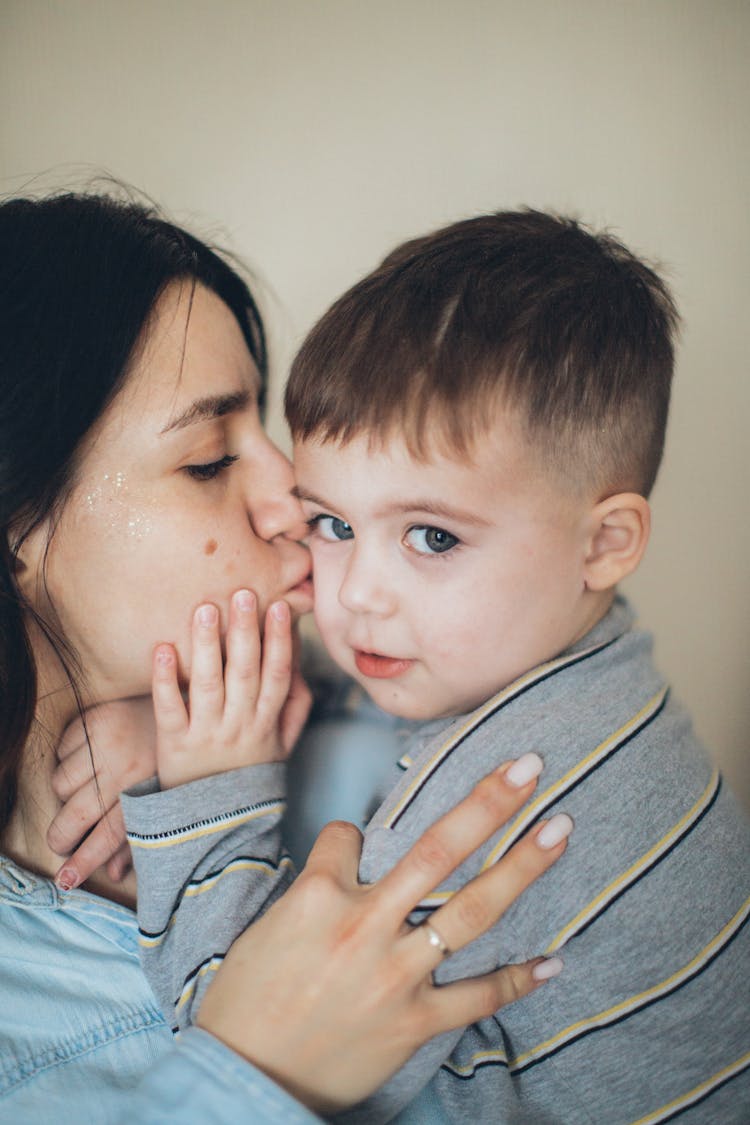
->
xmin=357 ymin=680 xmax=472 ymax=723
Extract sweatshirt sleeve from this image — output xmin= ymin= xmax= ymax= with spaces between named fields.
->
xmin=121 ymin=763 xmax=296 ymax=1030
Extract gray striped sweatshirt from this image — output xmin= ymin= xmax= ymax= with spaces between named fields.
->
xmin=122 ymin=597 xmax=750 ymax=1123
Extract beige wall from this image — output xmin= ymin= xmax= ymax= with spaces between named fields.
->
xmin=2 ymin=0 xmax=748 ymax=805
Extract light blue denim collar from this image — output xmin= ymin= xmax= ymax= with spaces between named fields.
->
xmin=0 ymin=855 xmax=141 ymax=957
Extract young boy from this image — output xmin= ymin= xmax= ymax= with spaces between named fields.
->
xmin=122 ymin=211 xmax=749 ymax=1122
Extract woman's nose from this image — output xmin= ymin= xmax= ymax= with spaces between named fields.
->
xmin=246 ymin=440 xmax=308 ymax=542
xmin=338 ymin=545 xmax=396 ymax=617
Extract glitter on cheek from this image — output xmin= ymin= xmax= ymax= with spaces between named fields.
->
xmin=82 ymin=471 xmax=156 ymax=541
xmin=124 ymin=511 xmax=155 ymax=540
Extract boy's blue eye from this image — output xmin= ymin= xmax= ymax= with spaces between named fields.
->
xmin=185 ymin=454 xmax=239 ymax=482
xmin=309 ymin=515 xmax=354 ymax=541
xmin=406 ymin=526 xmax=459 ymax=555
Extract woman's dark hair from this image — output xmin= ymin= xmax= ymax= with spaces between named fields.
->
xmin=0 ymin=191 xmax=267 ymax=830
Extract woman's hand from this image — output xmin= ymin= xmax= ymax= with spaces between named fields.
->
xmin=196 ymin=758 xmax=572 ymax=1116
xmin=47 ymin=696 xmax=158 ymax=888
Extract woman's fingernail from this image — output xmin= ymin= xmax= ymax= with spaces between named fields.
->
xmin=271 ymin=601 xmax=289 ymax=622
xmin=198 ymin=603 xmax=218 ymax=626
xmin=55 ymin=867 xmax=78 ymax=892
xmin=532 ymin=956 xmax=563 ymax=982
xmin=537 ymin=813 xmax=574 ymax=849
xmin=505 ymin=752 xmax=543 ymax=788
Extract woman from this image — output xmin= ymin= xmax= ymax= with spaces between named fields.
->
xmin=0 ymin=191 xmax=566 ymax=1121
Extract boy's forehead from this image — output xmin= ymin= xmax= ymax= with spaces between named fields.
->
xmin=292 ymin=422 xmax=559 ymax=516
xmin=292 ymin=455 xmax=485 ymax=532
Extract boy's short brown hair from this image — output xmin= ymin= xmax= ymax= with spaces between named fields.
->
xmin=285 ymin=210 xmax=679 ymax=497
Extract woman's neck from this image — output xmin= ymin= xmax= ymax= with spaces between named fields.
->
xmin=1 ymin=643 xmax=137 ymax=909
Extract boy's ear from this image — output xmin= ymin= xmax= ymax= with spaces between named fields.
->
xmin=583 ymin=493 xmax=651 ymax=592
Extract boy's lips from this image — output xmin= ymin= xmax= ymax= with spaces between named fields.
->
xmin=354 ymin=650 xmax=414 ymax=679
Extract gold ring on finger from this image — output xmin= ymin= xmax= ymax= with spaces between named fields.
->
xmin=422 ymin=920 xmax=452 ymax=959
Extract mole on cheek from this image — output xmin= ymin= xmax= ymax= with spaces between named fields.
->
xmin=204 ymin=539 xmax=218 ymax=556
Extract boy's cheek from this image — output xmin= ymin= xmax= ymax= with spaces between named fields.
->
xmin=312 ymin=597 xmax=337 ymax=640
xmin=311 ymin=593 xmax=346 ymax=658
xmin=308 ymin=560 xmax=329 ymax=616
xmin=308 ymin=547 xmax=336 ymax=604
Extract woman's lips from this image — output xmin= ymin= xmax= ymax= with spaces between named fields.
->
xmin=354 ymin=650 xmax=414 ymax=679
xmin=285 ymin=567 xmax=314 ymax=610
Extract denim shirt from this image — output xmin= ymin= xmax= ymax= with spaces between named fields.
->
xmin=0 ymin=683 xmax=436 ymax=1124
xmin=0 ymin=857 xmax=321 ymax=1124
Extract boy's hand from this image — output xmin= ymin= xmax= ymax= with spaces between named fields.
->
xmin=153 ymin=588 xmax=312 ymax=790
xmin=47 ymin=696 xmax=158 ymax=889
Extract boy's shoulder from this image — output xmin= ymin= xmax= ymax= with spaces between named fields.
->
xmin=357 ymin=595 xmax=750 ymax=1124
xmin=360 ymin=591 xmax=748 ymax=937
xmin=364 ymin=595 xmax=658 ymax=836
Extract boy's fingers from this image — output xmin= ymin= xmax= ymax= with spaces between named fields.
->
xmin=279 ymin=665 xmax=313 ymax=755
xmin=152 ymin=644 xmax=188 ymax=741
xmin=408 ymin=813 xmax=572 ymax=964
xmin=46 ymin=777 xmax=114 ymax=856
xmin=369 ymin=760 xmax=545 ymax=920
xmin=256 ymin=601 xmax=294 ymax=729
xmin=51 ymin=743 xmax=95 ymax=801
xmin=52 ymin=745 xmax=141 ymax=809
xmin=53 ymin=803 xmax=128 ymax=891
xmin=223 ymin=589 xmax=262 ymax=720
xmin=106 ymin=841 xmax=133 ymax=882
xmin=57 ymin=715 xmax=88 ymax=761
xmin=188 ymin=603 xmax=225 ymax=726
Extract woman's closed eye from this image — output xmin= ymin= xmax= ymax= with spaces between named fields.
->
xmin=405 ymin=525 xmax=459 ymax=555
xmin=307 ymin=514 xmax=354 ymax=541
xmin=184 ymin=453 xmax=239 ymax=482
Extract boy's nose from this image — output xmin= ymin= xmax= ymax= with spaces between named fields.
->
xmin=338 ymin=548 xmax=397 ymax=617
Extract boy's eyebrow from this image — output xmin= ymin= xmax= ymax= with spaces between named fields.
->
xmin=379 ymin=498 xmax=493 ymax=527
xmin=160 ymin=389 xmax=251 ymax=434
xmin=292 ymin=486 xmax=492 ymax=527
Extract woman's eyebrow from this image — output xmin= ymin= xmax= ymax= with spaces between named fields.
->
xmin=160 ymin=389 xmax=251 ymax=435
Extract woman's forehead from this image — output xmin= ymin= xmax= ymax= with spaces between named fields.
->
xmin=77 ymin=283 xmax=258 ymax=469
xmin=119 ymin=283 xmax=258 ymax=417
